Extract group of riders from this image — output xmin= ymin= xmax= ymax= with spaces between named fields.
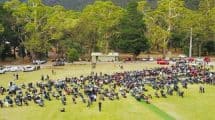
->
xmin=0 ymin=60 xmax=214 ymax=111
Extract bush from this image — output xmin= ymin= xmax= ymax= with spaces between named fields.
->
xmin=183 ymin=46 xmax=189 ymax=56
xmin=203 ymin=40 xmax=215 ymax=55
xmin=67 ymin=48 xmax=79 ymax=62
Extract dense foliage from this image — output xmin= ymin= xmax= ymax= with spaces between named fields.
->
xmin=67 ymin=48 xmax=79 ymax=62
xmin=0 ymin=0 xmax=214 ymax=61
xmin=110 ymin=1 xmax=149 ymax=58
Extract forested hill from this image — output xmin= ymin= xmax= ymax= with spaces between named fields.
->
xmin=0 ymin=0 xmax=132 ymax=10
xmin=0 ymin=0 xmax=158 ymax=10
xmin=0 ymin=0 xmax=199 ymax=10
xmin=48 ymin=0 xmax=197 ymax=10
xmin=43 ymin=0 xmax=133 ymax=9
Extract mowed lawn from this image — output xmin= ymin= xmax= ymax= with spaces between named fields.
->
xmin=0 ymin=62 xmax=215 ymax=120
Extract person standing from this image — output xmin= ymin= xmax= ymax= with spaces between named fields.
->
xmin=87 ymin=99 xmax=91 ymax=108
xmin=0 ymin=99 xmax=3 ymax=108
xmin=46 ymin=75 xmax=49 ymax=80
xmin=16 ymin=73 xmax=19 ymax=80
xmin=202 ymin=86 xmax=205 ymax=93
xmin=199 ymin=85 xmax=205 ymax=93
xmin=41 ymin=75 xmax=44 ymax=81
xmin=52 ymin=69 xmax=54 ymax=75
xmin=98 ymin=101 xmax=102 ymax=112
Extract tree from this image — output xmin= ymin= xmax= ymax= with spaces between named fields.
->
xmin=184 ymin=0 xmax=200 ymax=10
xmin=138 ymin=0 xmax=186 ymax=57
xmin=4 ymin=0 xmax=54 ymax=59
xmin=0 ymin=4 xmax=5 ymax=58
xmin=198 ymin=0 xmax=215 ymax=41
xmin=67 ymin=48 xmax=79 ymax=62
xmin=74 ymin=1 xmax=124 ymax=57
xmin=198 ymin=0 xmax=215 ymax=56
xmin=1 ymin=2 xmax=21 ymax=59
xmin=43 ymin=5 xmax=79 ymax=58
xmin=203 ymin=40 xmax=215 ymax=55
xmin=0 ymin=24 xmax=3 ymax=33
xmin=111 ymin=1 xmax=149 ymax=58
xmin=177 ymin=8 xmax=202 ymax=56
xmin=179 ymin=0 xmax=215 ymax=56
xmin=18 ymin=44 xmax=26 ymax=58
xmin=0 ymin=23 xmax=4 ymax=57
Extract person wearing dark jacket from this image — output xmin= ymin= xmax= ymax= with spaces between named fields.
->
xmin=98 ymin=101 xmax=102 ymax=112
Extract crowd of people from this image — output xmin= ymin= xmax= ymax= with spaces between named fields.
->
xmin=0 ymin=61 xmax=214 ymax=112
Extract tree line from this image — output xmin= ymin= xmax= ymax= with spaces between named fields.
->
xmin=0 ymin=0 xmax=215 ymax=61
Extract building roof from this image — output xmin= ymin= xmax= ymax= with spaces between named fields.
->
xmin=91 ymin=52 xmax=103 ymax=56
xmin=91 ymin=52 xmax=119 ymax=56
xmin=108 ymin=53 xmax=119 ymax=56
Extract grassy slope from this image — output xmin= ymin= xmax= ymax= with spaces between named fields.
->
xmin=152 ymin=84 xmax=215 ymax=120
xmin=0 ymin=95 xmax=163 ymax=120
xmin=0 ymin=62 xmax=214 ymax=120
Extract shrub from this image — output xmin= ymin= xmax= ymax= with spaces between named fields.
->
xmin=67 ymin=48 xmax=79 ymax=62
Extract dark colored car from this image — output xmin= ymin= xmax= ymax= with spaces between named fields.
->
xmin=53 ymin=61 xmax=65 ymax=66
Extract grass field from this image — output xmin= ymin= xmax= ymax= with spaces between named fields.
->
xmin=0 ymin=62 xmax=215 ymax=120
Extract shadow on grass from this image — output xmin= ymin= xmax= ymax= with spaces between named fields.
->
xmin=140 ymin=100 xmax=175 ymax=120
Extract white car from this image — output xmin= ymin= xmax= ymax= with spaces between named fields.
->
xmin=10 ymin=67 xmax=18 ymax=72
xmin=142 ymin=57 xmax=154 ymax=61
xmin=33 ymin=60 xmax=47 ymax=65
xmin=4 ymin=66 xmax=12 ymax=72
xmin=10 ymin=66 xmax=23 ymax=72
xmin=148 ymin=57 xmax=154 ymax=61
xmin=23 ymin=65 xmax=35 ymax=72
xmin=0 ymin=67 xmax=6 ymax=74
xmin=178 ymin=54 xmax=187 ymax=58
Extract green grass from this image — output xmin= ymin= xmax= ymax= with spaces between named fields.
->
xmin=152 ymin=84 xmax=215 ymax=120
xmin=140 ymin=101 xmax=175 ymax=120
xmin=0 ymin=96 xmax=163 ymax=120
xmin=0 ymin=62 xmax=215 ymax=120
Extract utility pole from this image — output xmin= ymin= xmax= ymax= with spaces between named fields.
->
xmin=189 ymin=27 xmax=192 ymax=57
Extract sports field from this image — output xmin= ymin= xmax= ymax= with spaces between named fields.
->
xmin=0 ymin=62 xmax=215 ymax=120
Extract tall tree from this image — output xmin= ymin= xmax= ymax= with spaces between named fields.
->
xmin=1 ymin=2 xmax=21 ymax=59
xmin=197 ymin=0 xmax=215 ymax=56
xmin=138 ymin=0 xmax=186 ymax=57
xmin=0 ymin=24 xmax=3 ymax=33
xmin=4 ymin=0 xmax=53 ymax=59
xmin=74 ymin=1 xmax=124 ymax=57
xmin=111 ymin=1 xmax=149 ymax=58
xmin=44 ymin=5 xmax=80 ymax=58
xmin=199 ymin=0 xmax=215 ymax=40
xmin=0 ymin=23 xmax=4 ymax=57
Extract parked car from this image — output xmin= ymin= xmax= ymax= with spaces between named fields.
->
xmin=10 ymin=66 xmax=23 ymax=72
xmin=10 ymin=66 xmax=19 ymax=72
xmin=187 ymin=57 xmax=195 ymax=62
xmin=53 ymin=61 xmax=65 ymax=66
xmin=178 ymin=54 xmax=187 ymax=58
xmin=0 ymin=67 xmax=6 ymax=74
xmin=4 ymin=66 xmax=12 ymax=72
xmin=33 ymin=60 xmax=47 ymax=65
xmin=170 ymin=57 xmax=177 ymax=62
xmin=125 ymin=57 xmax=132 ymax=62
xmin=142 ymin=57 xmax=154 ymax=61
xmin=204 ymin=57 xmax=211 ymax=63
xmin=157 ymin=58 xmax=169 ymax=65
xmin=23 ymin=65 xmax=36 ymax=72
